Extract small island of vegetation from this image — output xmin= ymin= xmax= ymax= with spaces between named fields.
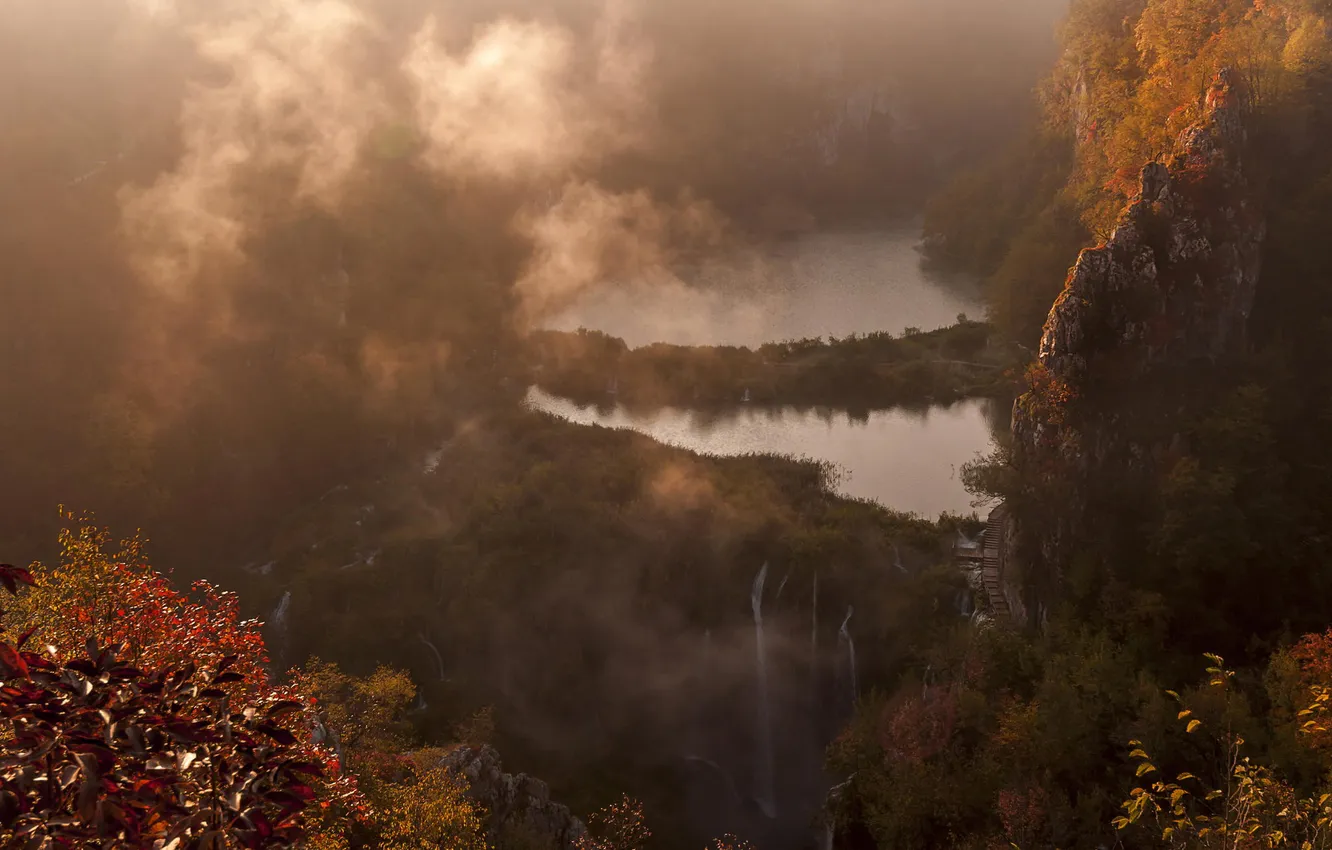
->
xmin=525 ymin=319 xmax=1017 ymax=413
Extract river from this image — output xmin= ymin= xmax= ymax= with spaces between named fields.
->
xmin=531 ymin=226 xmax=1000 ymax=517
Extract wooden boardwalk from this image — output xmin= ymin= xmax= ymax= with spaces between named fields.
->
xmin=981 ymin=504 xmax=1010 ymax=620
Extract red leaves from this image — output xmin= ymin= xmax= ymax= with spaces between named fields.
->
xmin=0 ymin=643 xmax=29 ymax=679
xmin=257 ymin=724 xmax=299 ymax=746
xmin=1289 ymin=630 xmax=1332 ymax=749
xmin=1 ymin=528 xmax=364 ymax=847
xmin=0 ymin=639 xmax=319 ymax=848
xmin=0 ymin=563 xmax=34 ymax=595
xmin=879 ymin=685 xmax=960 ymax=765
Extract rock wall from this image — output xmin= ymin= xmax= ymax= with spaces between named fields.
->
xmin=442 ymin=745 xmax=588 ymax=850
xmin=1010 ymin=69 xmax=1265 ymax=591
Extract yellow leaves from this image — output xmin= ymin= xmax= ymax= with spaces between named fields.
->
xmin=378 ymin=757 xmax=486 ymax=850
xmin=1113 ymin=654 xmax=1332 ymax=849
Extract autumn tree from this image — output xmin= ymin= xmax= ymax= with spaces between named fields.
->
xmin=1 ymin=517 xmax=516 ymax=850
xmin=7 ymin=518 xmax=274 ymax=687
xmin=1115 ymin=654 xmax=1332 ymax=849
xmin=0 ymin=562 xmax=325 ymax=847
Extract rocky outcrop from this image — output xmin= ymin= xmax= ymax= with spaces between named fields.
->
xmin=1036 ymin=69 xmax=1259 ymax=390
xmin=442 ymin=745 xmax=588 ymax=850
xmin=1010 ymin=69 xmax=1265 ymax=592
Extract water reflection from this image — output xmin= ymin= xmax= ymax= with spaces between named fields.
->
xmin=526 ymin=387 xmax=1001 ymax=518
xmin=544 ymin=227 xmax=983 ymax=348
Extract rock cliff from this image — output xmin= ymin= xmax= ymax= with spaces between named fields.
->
xmin=442 ymin=745 xmax=588 ymax=850
xmin=1009 ymin=69 xmax=1265 ymax=598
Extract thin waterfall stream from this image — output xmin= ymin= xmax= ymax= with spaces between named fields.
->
xmin=751 ymin=563 xmax=777 ymax=818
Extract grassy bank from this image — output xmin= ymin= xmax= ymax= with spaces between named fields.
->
xmin=525 ymin=321 xmax=1020 ymax=412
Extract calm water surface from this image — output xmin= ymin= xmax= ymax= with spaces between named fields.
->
xmin=527 ymin=388 xmax=1001 ymax=517
xmin=535 ymin=227 xmax=999 ymax=516
xmin=544 ymin=227 xmax=983 ymax=348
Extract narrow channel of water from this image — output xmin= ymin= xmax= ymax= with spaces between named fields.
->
xmin=526 ymin=387 xmax=999 ymax=517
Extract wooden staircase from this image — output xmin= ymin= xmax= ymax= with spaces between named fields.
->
xmin=981 ymin=506 xmax=1010 ymax=620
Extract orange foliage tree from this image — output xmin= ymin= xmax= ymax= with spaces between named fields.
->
xmin=2 ymin=518 xmax=367 ymax=843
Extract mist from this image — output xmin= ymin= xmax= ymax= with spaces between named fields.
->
xmin=0 ymin=0 xmax=1063 ymax=561
xmin=0 ymin=0 xmax=1058 ymax=845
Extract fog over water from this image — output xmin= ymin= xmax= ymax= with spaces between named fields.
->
xmin=544 ymin=227 xmax=984 ymax=348
xmin=532 ymin=225 xmax=998 ymax=516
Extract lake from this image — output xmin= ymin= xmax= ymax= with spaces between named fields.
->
xmin=526 ymin=388 xmax=1003 ymax=517
xmin=534 ymin=226 xmax=1001 ymax=516
xmin=544 ymin=227 xmax=983 ymax=348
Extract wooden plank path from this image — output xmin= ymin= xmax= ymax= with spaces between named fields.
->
xmin=981 ymin=504 xmax=1011 ymax=620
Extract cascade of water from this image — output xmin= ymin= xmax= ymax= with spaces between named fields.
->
xmin=752 ymin=563 xmax=777 ymax=818
xmin=811 ymin=574 xmax=819 ymax=702
xmin=268 ymin=591 xmax=293 ymax=664
xmin=775 ymin=570 xmax=790 ymax=602
xmin=838 ymin=606 xmax=857 ymax=704
xmin=271 ymin=591 xmax=291 ymax=631
xmin=418 ymin=632 xmax=448 ymax=681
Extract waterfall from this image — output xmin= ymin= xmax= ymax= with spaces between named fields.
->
xmin=418 ymin=632 xmax=447 ymax=681
xmin=751 ymin=563 xmax=777 ymax=818
xmin=956 ymin=590 xmax=973 ymax=617
xmin=271 ymin=591 xmax=291 ymax=632
xmin=775 ymin=570 xmax=790 ymax=602
xmin=268 ymin=591 xmax=293 ymax=664
xmin=838 ymin=606 xmax=857 ymax=704
xmin=811 ymin=574 xmax=819 ymax=702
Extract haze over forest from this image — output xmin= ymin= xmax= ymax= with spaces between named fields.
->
xmin=5 ymin=1 xmax=1332 ymax=849
xmin=2 ymin=0 xmax=1062 ymax=565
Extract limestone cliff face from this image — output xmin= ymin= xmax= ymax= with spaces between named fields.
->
xmin=1010 ymin=70 xmax=1265 ymax=597
xmin=442 ymin=745 xmax=588 ymax=850
xmin=1036 ymin=73 xmax=1260 ymax=388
